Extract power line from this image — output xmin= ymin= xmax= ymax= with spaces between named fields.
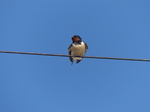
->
xmin=0 ymin=50 xmax=150 ymax=62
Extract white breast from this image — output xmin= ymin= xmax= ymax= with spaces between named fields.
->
xmin=71 ymin=42 xmax=86 ymax=60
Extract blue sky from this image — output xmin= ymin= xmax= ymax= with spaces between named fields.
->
xmin=1 ymin=0 xmax=150 ymax=112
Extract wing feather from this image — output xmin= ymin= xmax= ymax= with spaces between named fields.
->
xmin=68 ymin=44 xmax=73 ymax=62
xmin=68 ymin=44 xmax=72 ymax=50
xmin=84 ymin=42 xmax=88 ymax=54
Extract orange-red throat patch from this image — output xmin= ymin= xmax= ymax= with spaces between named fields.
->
xmin=72 ymin=37 xmax=80 ymax=42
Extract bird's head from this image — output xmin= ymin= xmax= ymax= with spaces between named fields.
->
xmin=72 ymin=35 xmax=82 ymax=42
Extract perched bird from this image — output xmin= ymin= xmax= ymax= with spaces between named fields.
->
xmin=68 ymin=35 xmax=88 ymax=65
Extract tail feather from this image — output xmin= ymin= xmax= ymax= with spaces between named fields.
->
xmin=76 ymin=59 xmax=82 ymax=64
xmin=71 ymin=61 xmax=74 ymax=65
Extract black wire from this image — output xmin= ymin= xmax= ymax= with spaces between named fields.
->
xmin=0 ymin=50 xmax=150 ymax=62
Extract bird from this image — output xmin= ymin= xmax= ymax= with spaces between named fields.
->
xmin=68 ymin=35 xmax=88 ymax=65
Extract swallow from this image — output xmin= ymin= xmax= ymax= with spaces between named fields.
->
xmin=68 ymin=35 xmax=88 ymax=65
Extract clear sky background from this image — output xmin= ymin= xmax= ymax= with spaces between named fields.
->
xmin=1 ymin=0 xmax=150 ymax=112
